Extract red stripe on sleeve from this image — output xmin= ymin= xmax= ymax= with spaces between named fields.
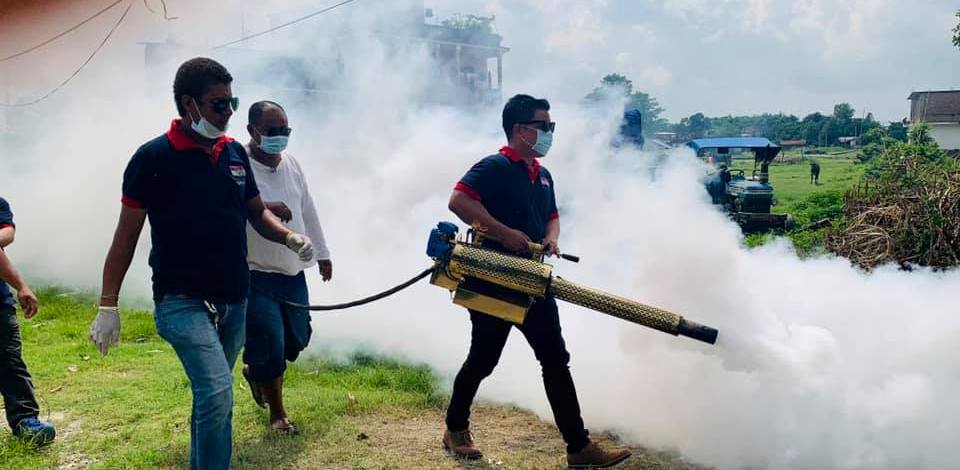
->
xmin=548 ymin=211 xmax=560 ymax=221
xmin=121 ymin=196 xmax=143 ymax=209
xmin=454 ymin=182 xmax=482 ymax=201
xmin=0 ymin=223 xmax=13 ymax=229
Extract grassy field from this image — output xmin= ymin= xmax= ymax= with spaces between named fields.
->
xmin=0 ymin=290 xmax=707 ymax=470
xmin=729 ymin=149 xmax=865 ymax=254
xmin=730 ymin=149 xmax=864 ymax=219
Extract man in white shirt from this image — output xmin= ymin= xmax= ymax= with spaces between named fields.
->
xmin=242 ymin=101 xmax=332 ymax=434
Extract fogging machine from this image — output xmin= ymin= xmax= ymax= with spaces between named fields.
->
xmin=426 ymin=222 xmax=718 ymax=345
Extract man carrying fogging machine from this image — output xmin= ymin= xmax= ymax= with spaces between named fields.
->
xmin=441 ymin=94 xmax=634 ymax=468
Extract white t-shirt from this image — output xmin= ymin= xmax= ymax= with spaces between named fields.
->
xmin=246 ymin=150 xmax=330 ymax=275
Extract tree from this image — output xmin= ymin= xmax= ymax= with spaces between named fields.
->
xmin=909 ymin=122 xmax=935 ymax=146
xmin=819 ymin=120 xmax=832 ymax=147
xmin=584 ymin=73 xmax=633 ymax=101
xmin=888 ymin=121 xmax=908 ymax=141
xmin=755 ymin=113 xmax=801 ymax=141
xmin=660 ymin=106 xmax=906 ymax=147
xmin=584 ymin=74 xmax=669 ymax=132
xmin=953 ymin=10 xmax=960 ymax=48
xmin=801 ymin=112 xmax=827 ymax=145
xmin=685 ymin=113 xmax=709 ymax=139
xmin=674 ymin=112 xmax=710 ymax=140
xmin=832 ymin=102 xmax=855 ymax=138
xmin=833 ymin=103 xmax=855 ymax=122
xmin=441 ymin=14 xmax=496 ymax=34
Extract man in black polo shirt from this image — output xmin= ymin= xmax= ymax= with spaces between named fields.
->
xmin=443 ymin=95 xmax=631 ymax=468
xmin=0 ymin=196 xmax=55 ymax=445
xmin=89 ymin=58 xmax=314 ymax=470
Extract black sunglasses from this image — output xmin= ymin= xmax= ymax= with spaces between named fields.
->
xmin=206 ymin=97 xmax=239 ymax=114
xmin=517 ymin=120 xmax=556 ymax=133
xmin=259 ymin=126 xmax=293 ymax=137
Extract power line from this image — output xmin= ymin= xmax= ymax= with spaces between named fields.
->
xmin=142 ymin=0 xmax=178 ymax=21
xmin=0 ymin=0 xmax=124 ymax=62
xmin=0 ymin=0 xmax=134 ymax=108
xmin=212 ymin=0 xmax=356 ymax=50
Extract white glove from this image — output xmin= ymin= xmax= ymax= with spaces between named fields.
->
xmin=285 ymin=232 xmax=314 ymax=262
xmin=90 ymin=306 xmax=121 ymax=356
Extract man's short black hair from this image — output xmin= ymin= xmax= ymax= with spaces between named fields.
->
xmin=248 ymin=100 xmax=285 ymax=127
xmin=502 ymin=94 xmax=550 ymax=139
xmin=173 ymin=57 xmax=233 ymax=115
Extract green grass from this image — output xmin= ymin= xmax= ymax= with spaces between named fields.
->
xmin=0 ymin=291 xmax=711 ymax=470
xmin=732 ymin=151 xmax=864 ymax=255
xmin=731 ymin=151 xmax=863 ymax=217
xmin=0 ymin=289 xmax=443 ymax=469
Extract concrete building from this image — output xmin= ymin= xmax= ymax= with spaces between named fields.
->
xmin=909 ymin=90 xmax=960 ymax=150
xmin=141 ymin=2 xmax=508 ymax=109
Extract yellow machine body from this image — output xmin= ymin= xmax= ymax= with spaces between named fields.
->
xmin=428 ymin=224 xmax=719 ymax=345
xmin=430 ymin=241 xmax=552 ymax=324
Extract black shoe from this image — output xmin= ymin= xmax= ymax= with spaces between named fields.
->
xmin=13 ymin=417 xmax=56 ymax=446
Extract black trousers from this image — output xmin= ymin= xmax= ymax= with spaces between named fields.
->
xmin=445 ymin=297 xmax=590 ymax=453
xmin=0 ymin=305 xmax=40 ymax=430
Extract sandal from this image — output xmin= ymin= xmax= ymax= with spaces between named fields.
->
xmin=242 ymin=365 xmax=266 ymax=409
xmin=271 ymin=419 xmax=298 ymax=435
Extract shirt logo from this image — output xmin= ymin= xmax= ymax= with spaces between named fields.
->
xmin=229 ymin=165 xmax=246 ymax=186
xmin=540 ymin=176 xmax=551 ymax=187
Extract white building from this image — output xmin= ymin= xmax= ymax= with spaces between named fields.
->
xmin=909 ymin=90 xmax=960 ymax=150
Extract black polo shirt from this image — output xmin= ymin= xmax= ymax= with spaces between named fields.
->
xmin=0 ymin=197 xmax=15 ymax=309
xmin=122 ymin=119 xmax=259 ymax=303
xmin=454 ymin=146 xmax=559 ymax=250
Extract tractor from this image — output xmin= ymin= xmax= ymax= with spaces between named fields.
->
xmin=687 ymin=137 xmax=793 ymax=232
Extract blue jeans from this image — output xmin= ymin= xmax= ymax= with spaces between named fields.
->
xmin=244 ymin=271 xmax=310 ymax=382
xmin=154 ymin=295 xmax=246 ymax=470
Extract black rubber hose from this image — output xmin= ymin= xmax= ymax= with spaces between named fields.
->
xmin=253 ymin=266 xmax=435 ymax=312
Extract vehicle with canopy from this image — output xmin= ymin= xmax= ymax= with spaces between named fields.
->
xmin=687 ymin=137 xmax=793 ymax=232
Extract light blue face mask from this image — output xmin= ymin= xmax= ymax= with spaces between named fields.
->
xmin=258 ymin=134 xmax=289 ymax=155
xmin=190 ymin=100 xmax=227 ymax=139
xmin=532 ymin=129 xmax=553 ymax=157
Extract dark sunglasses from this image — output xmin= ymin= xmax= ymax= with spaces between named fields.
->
xmin=517 ymin=120 xmax=556 ymax=133
xmin=206 ymin=97 xmax=239 ymax=114
xmin=259 ymin=126 xmax=293 ymax=137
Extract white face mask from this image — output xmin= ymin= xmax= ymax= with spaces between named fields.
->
xmin=190 ymin=100 xmax=227 ymax=139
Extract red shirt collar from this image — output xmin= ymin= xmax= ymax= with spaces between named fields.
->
xmin=166 ymin=119 xmax=234 ymax=164
xmin=499 ymin=146 xmax=541 ymax=183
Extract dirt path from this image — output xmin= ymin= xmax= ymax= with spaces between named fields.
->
xmin=7 ymin=403 xmax=709 ymax=469
xmin=292 ymin=403 xmax=710 ymax=470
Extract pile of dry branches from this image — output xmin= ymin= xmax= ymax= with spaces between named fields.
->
xmin=825 ymin=151 xmax=960 ymax=269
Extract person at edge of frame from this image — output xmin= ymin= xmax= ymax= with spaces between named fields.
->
xmin=0 ymin=196 xmax=55 ymax=446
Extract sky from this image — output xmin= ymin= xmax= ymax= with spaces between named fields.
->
xmin=1 ymin=0 xmax=958 ymax=122
xmin=428 ymin=0 xmax=960 ymax=122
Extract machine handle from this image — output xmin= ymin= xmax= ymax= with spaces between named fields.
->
xmin=527 ymin=242 xmax=580 ymax=263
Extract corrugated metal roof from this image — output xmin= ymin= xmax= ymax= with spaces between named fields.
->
xmin=686 ymin=137 xmax=779 ymax=151
xmin=909 ymin=90 xmax=960 ymax=123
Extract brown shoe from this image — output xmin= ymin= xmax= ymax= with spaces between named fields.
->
xmin=567 ymin=441 xmax=632 ymax=468
xmin=442 ymin=428 xmax=483 ymax=460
